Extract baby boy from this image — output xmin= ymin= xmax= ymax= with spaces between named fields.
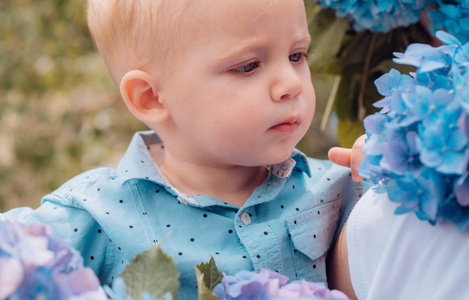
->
xmin=2 ymin=0 xmax=365 ymax=299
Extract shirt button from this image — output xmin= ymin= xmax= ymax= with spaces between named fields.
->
xmin=241 ymin=212 xmax=251 ymax=225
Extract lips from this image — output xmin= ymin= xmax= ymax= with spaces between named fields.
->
xmin=269 ymin=120 xmax=300 ymax=134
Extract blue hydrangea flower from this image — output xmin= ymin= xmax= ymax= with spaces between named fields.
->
xmin=428 ymin=0 xmax=469 ymax=44
xmin=212 ymin=268 xmax=349 ymax=300
xmin=394 ymin=43 xmax=458 ymax=73
xmin=403 ymin=86 xmax=455 ymax=123
xmin=361 ymin=113 xmax=389 ymax=156
xmin=417 ymin=106 xmax=468 ymax=174
xmin=455 ymin=171 xmax=469 ymax=206
xmin=380 ymin=131 xmax=424 ymax=176
xmin=385 ymin=169 xmax=446 ymax=222
xmin=104 ymin=277 xmax=172 ymax=300
xmin=373 ymin=68 xmax=415 ymax=113
xmin=312 ymin=0 xmax=435 ymax=32
xmin=104 ymin=277 xmax=132 ymax=300
xmin=0 ymin=220 xmax=107 ymax=299
xmin=359 ymin=31 xmax=469 ymax=230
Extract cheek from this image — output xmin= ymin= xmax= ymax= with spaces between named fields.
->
xmin=304 ymin=82 xmax=316 ymax=115
xmin=214 ymin=109 xmax=264 ymax=135
xmin=309 ymin=94 xmax=316 ymax=118
xmin=208 ymin=109 xmax=268 ymax=150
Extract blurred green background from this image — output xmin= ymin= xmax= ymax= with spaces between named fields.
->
xmin=0 ymin=0 xmax=339 ymax=211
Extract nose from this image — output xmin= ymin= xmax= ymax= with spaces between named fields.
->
xmin=270 ymin=64 xmax=303 ymax=102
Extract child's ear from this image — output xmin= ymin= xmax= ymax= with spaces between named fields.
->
xmin=120 ymin=70 xmax=170 ymax=125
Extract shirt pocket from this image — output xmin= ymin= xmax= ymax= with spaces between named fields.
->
xmin=285 ymin=198 xmax=342 ymax=283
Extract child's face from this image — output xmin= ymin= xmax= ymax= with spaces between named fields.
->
xmin=158 ymin=0 xmax=315 ymax=167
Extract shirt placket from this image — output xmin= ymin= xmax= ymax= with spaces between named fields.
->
xmin=234 ymin=172 xmax=290 ymax=274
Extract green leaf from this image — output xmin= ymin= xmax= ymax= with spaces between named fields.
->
xmin=306 ymin=7 xmax=349 ymax=74
xmin=337 ymin=119 xmax=365 ymax=148
xmin=195 ymin=268 xmax=220 ymax=300
xmin=335 ymin=74 xmax=361 ymax=121
xmin=121 ymin=246 xmax=180 ymax=300
xmin=331 ymin=32 xmax=388 ymax=75
xmin=195 ymin=257 xmax=223 ymax=292
xmin=369 ymin=58 xmax=416 ymax=79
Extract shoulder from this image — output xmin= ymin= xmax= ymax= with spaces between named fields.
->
xmin=306 ymin=157 xmax=351 ymax=178
xmin=43 ymin=167 xmax=121 ymax=207
xmin=54 ymin=167 xmax=118 ymax=191
xmin=302 ymin=156 xmax=356 ymax=192
xmin=347 ymin=190 xmax=469 ymax=299
xmin=291 ymin=150 xmax=352 ymax=181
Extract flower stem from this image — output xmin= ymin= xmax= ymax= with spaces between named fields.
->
xmin=321 ymin=75 xmax=341 ymax=132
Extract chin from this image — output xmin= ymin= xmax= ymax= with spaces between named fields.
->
xmin=265 ymin=148 xmax=296 ymax=165
xmin=241 ymin=142 xmax=298 ymax=166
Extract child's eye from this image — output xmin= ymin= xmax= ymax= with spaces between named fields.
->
xmin=231 ymin=61 xmax=260 ymax=74
xmin=289 ymin=52 xmax=308 ymax=62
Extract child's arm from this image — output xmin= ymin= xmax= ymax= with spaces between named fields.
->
xmin=326 ymin=222 xmax=357 ymax=300
xmin=328 ymin=134 xmax=366 ymax=183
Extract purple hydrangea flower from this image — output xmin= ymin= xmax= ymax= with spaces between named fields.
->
xmin=359 ymin=31 xmax=469 ymax=230
xmin=0 ymin=220 xmax=107 ymax=299
xmin=212 ymin=268 xmax=349 ymax=300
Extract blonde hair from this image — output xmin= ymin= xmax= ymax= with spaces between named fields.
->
xmin=87 ymin=0 xmax=191 ymax=85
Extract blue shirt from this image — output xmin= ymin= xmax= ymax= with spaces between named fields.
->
xmin=3 ymin=131 xmax=363 ymax=300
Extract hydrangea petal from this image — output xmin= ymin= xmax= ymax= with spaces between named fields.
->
xmin=436 ymin=30 xmax=463 ymax=46
xmin=374 ymin=68 xmax=402 ymax=96
xmin=18 ymin=235 xmax=55 ymax=268
xmin=0 ymin=257 xmax=23 ymax=299
xmin=215 ymin=268 xmax=349 ymax=299
xmin=419 ymin=146 xmax=443 ymax=168
xmin=364 ymin=113 xmax=388 ymax=134
xmin=0 ymin=221 xmax=105 ymax=300
xmin=61 ymin=268 xmax=102 ymax=294
xmin=455 ymin=172 xmax=469 ymax=206
xmin=438 ymin=150 xmax=468 ymax=175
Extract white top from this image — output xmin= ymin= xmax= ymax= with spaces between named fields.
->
xmin=347 ymin=189 xmax=469 ymax=300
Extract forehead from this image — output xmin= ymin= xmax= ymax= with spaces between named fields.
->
xmin=178 ymin=0 xmax=309 ymax=45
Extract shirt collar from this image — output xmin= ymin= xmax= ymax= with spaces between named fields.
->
xmin=117 ymin=131 xmax=312 ymax=186
xmin=266 ymin=149 xmax=312 ymax=178
xmin=117 ymin=130 xmax=167 ymax=185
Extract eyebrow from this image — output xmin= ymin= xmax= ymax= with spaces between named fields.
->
xmin=218 ymin=40 xmax=263 ymax=62
xmin=219 ymin=34 xmax=312 ymax=63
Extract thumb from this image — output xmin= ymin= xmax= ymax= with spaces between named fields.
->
xmin=328 ymin=147 xmax=352 ymax=167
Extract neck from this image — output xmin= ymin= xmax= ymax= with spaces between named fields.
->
xmin=156 ymin=151 xmax=267 ymax=207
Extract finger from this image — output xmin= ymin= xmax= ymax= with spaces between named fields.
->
xmin=352 ymin=134 xmax=367 ymax=150
xmin=328 ymin=147 xmax=352 ymax=167
xmin=350 ymin=135 xmax=367 ymax=182
xmin=351 ymin=170 xmax=364 ymax=183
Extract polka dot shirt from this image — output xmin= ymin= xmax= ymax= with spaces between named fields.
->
xmin=3 ymin=131 xmax=364 ymax=300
